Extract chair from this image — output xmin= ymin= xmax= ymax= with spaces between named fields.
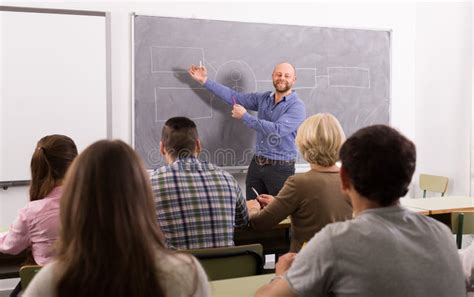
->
xmin=182 ymin=244 xmax=264 ymax=281
xmin=19 ymin=265 xmax=42 ymax=290
xmin=451 ymin=212 xmax=474 ymax=249
xmin=419 ymin=173 xmax=474 ymax=249
xmin=419 ymin=174 xmax=448 ymax=198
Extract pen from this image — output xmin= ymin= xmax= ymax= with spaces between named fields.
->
xmin=232 ymin=95 xmax=237 ymax=105
xmin=251 ymin=187 xmax=259 ymax=197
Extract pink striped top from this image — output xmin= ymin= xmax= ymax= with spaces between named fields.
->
xmin=0 ymin=186 xmax=62 ymax=265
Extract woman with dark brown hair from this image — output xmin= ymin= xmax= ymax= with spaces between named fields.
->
xmin=24 ymin=140 xmax=210 ymax=297
xmin=0 ymin=134 xmax=77 ymax=265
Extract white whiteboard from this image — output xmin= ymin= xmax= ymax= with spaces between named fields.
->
xmin=0 ymin=7 xmax=111 ymax=185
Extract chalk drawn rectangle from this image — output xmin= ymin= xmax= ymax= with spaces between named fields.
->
xmin=328 ymin=67 xmax=370 ymax=88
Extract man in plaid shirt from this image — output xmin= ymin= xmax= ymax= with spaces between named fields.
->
xmin=150 ymin=117 xmax=249 ymax=250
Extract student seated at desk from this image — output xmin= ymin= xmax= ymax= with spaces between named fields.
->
xmin=0 ymin=135 xmax=77 ymax=265
xmin=247 ymin=113 xmax=352 ymax=252
xmin=150 ymin=117 xmax=248 ymax=250
xmin=256 ymin=125 xmax=465 ymax=297
xmin=24 ymin=140 xmax=210 ymax=297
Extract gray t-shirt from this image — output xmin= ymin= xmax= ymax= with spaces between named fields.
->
xmin=286 ymin=205 xmax=466 ymax=297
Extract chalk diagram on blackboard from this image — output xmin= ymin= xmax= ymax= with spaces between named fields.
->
xmin=150 ymin=45 xmax=371 ymax=123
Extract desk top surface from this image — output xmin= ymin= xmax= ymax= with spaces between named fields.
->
xmin=400 ymin=196 xmax=474 ymax=214
xmin=210 ymin=274 xmax=273 ymax=297
xmin=402 ymin=206 xmax=430 ymax=215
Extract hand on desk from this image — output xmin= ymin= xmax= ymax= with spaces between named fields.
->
xmin=276 ymin=252 xmax=297 ymax=276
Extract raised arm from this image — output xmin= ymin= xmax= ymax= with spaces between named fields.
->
xmin=188 ymin=64 xmax=208 ymax=85
xmin=188 ymin=64 xmax=260 ymax=110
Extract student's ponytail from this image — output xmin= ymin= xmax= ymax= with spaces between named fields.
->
xmin=29 ymin=135 xmax=78 ymax=201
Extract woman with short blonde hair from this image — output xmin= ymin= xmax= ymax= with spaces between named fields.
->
xmin=247 ymin=113 xmax=352 ymax=252
xmin=296 ymin=113 xmax=345 ymax=166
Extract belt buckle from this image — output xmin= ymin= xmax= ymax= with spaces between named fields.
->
xmin=255 ymin=156 xmax=270 ymax=166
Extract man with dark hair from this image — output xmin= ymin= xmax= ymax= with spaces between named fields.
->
xmin=188 ymin=62 xmax=306 ymax=200
xmin=150 ymin=117 xmax=248 ymax=250
xmin=256 ymin=125 xmax=465 ymax=297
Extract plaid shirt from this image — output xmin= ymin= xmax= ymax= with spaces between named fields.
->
xmin=150 ymin=157 xmax=248 ymax=250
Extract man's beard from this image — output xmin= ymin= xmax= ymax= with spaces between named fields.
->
xmin=273 ymin=80 xmax=292 ymax=93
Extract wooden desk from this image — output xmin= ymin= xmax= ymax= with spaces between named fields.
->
xmin=400 ymin=196 xmax=474 ymax=214
xmin=0 ymin=226 xmax=28 ymax=279
xmin=274 ymin=217 xmax=291 ymax=228
xmin=210 ymin=273 xmax=273 ymax=297
xmin=402 ymin=205 xmax=430 ymax=215
xmin=400 ymin=196 xmax=474 ymax=229
xmin=0 ymin=252 xmax=26 ymax=279
xmin=234 ymin=219 xmax=291 ymax=256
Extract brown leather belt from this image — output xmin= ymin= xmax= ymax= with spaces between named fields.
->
xmin=254 ymin=155 xmax=295 ymax=166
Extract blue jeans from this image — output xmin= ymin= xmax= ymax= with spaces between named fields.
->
xmin=245 ymin=156 xmax=295 ymax=200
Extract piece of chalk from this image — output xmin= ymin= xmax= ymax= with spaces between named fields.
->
xmin=251 ymin=187 xmax=259 ymax=197
xmin=199 ymin=60 xmax=202 ymax=67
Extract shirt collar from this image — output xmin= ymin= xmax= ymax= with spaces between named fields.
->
xmin=45 ymin=186 xmax=63 ymax=199
xmin=270 ymin=90 xmax=296 ymax=103
xmin=173 ymin=156 xmax=201 ymax=165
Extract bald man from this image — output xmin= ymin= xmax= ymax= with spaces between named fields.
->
xmin=188 ymin=62 xmax=306 ymax=200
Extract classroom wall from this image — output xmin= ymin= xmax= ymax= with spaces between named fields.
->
xmin=470 ymin=5 xmax=474 ymax=195
xmin=415 ymin=2 xmax=472 ymax=199
xmin=0 ymin=0 xmax=471 ymax=244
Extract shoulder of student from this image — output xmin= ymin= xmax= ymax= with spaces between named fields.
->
xmin=23 ymin=261 xmax=59 ymax=297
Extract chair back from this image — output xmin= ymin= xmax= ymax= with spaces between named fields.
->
xmin=451 ymin=212 xmax=474 ymax=249
xmin=419 ymin=174 xmax=448 ymax=197
xmin=19 ymin=265 xmax=42 ymax=289
xmin=182 ymin=244 xmax=264 ymax=281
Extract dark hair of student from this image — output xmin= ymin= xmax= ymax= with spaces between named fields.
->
xmin=161 ymin=116 xmax=199 ymax=159
xmin=55 ymin=140 xmax=168 ymax=297
xmin=29 ymin=134 xmax=78 ymax=201
xmin=339 ymin=125 xmax=416 ymax=206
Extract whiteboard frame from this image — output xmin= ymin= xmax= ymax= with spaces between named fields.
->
xmin=0 ymin=6 xmax=112 ymax=189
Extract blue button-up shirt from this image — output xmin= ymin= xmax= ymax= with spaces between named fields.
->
xmin=204 ymin=79 xmax=306 ymax=161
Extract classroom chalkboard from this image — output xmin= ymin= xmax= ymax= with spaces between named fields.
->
xmin=133 ymin=15 xmax=390 ymax=170
xmin=0 ymin=6 xmax=111 ymax=187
